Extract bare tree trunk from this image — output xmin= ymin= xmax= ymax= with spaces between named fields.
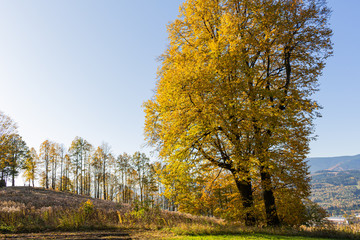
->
xmin=103 ymin=159 xmax=106 ymax=200
xmin=260 ymin=167 xmax=280 ymax=226
xmin=45 ymin=156 xmax=49 ymax=189
xmin=232 ymin=171 xmax=256 ymax=226
xmin=12 ymin=171 xmax=15 ymax=186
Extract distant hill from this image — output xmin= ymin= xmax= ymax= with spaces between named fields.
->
xmin=306 ymin=154 xmax=360 ymax=215
xmin=310 ymin=170 xmax=360 ymax=215
xmin=307 ymin=154 xmax=360 ymax=173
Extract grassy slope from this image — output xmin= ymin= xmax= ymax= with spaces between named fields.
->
xmin=0 ymin=186 xmax=129 ymax=210
xmin=0 ymin=187 xmax=357 ymax=239
xmin=0 ymin=186 xmax=221 ymax=234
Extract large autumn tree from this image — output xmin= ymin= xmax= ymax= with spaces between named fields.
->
xmin=0 ymin=111 xmax=18 ymax=186
xmin=6 ymin=134 xmax=30 ymax=186
xmin=144 ymin=0 xmax=332 ymax=226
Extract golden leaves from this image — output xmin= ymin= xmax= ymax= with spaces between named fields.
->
xmin=144 ymin=0 xmax=332 ymax=225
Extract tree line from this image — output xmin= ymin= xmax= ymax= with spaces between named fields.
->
xmin=34 ymin=139 xmax=160 ymax=204
xmin=0 ymin=111 xmax=168 ymax=207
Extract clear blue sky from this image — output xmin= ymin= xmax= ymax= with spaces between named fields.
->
xmin=0 ymin=0 xmax=358 ymax=159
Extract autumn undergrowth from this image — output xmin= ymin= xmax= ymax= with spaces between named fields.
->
xmin=1 ymin=201 xmax=360 ymax=240
xmin=0 ymin=200 xmax=116 ymax=233
xmin=0 ymin=207 xmax=218 ymax=234
xmin=0 ymin=188 xmax=359 ymax=239
xmin=0 ymin=192 xmax=221 ymax=234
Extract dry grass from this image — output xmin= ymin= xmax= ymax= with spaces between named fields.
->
xmin=161 ymin=221 xmax=360 ymax=239
xmin=299 ymin=223 xmax=360 ymax=239
xmin=0 ymin=187 xmax=129 ymax=210
xmin=1 ymin=187 xmax=359 ymax=239
xmin=0 ymin=187 xmax=221 ymax=233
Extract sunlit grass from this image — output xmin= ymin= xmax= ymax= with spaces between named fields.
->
xmin=0 ymin=187 xmax=221 ymax=233
xmin=0 ymin=187 xmax=359 ymax=240
xmin=169 ymin=234 xmax=339 ymax=240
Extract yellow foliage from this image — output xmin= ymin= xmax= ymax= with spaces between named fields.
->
xmin=144 ymin=0 xmax=332 ymax=226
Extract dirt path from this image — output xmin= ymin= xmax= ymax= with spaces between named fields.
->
xmin=0 ymin=231 xmax=132 ymax=240
xmin=0 ymin=230 xmax=176 ymax=240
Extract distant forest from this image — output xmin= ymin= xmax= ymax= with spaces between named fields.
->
xmin=0 ymin=134 xmax=167 ymax=210
xmin=310 ymin=170 xmax=360 ymax=216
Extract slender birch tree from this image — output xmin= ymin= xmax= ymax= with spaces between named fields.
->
xmin=39 ymin=140 xmax=51 ymax=189
xmin=23 ymin=147 xmax=38 ymax=187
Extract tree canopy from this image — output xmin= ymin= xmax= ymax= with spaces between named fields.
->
xmin=144 ymin=0 xmax=332 ymax=226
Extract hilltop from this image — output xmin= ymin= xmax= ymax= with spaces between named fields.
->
xmin=0 ymin=187 xmax=129 ymax=211
xmin=0 ymin=186 xmax=221 ymax=236
xmin=307 ymin=154 xmax=360 ymax=173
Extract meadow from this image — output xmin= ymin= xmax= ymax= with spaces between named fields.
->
xmin=0 ymin=187 xmax=359 ymax=239
xmin=169 ymin=235 xmax=339 ymax=240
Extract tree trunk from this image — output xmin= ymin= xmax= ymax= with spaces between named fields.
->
xmin=97 ymin=177 xmax=100 ymax=199
xmin=260 ymin=166 xmax=280 ymax=226
xmin=232 ymin=171 xmax=256 ymax=226
xmin=12 ymin=172 xmax=15 ymax=186
xmin=80 ymin=153 xmax=83 ymax=195
xmin=60 ymin=156 xmax=63 ymax=191
xmin=45 ymin=157 xmax=49 ymax=189
xmin=103 ymin=159 xmax=106 ymax=200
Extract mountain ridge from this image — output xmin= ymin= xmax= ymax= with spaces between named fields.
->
xmin=307 ymin=154 xmax=360 ymax=173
